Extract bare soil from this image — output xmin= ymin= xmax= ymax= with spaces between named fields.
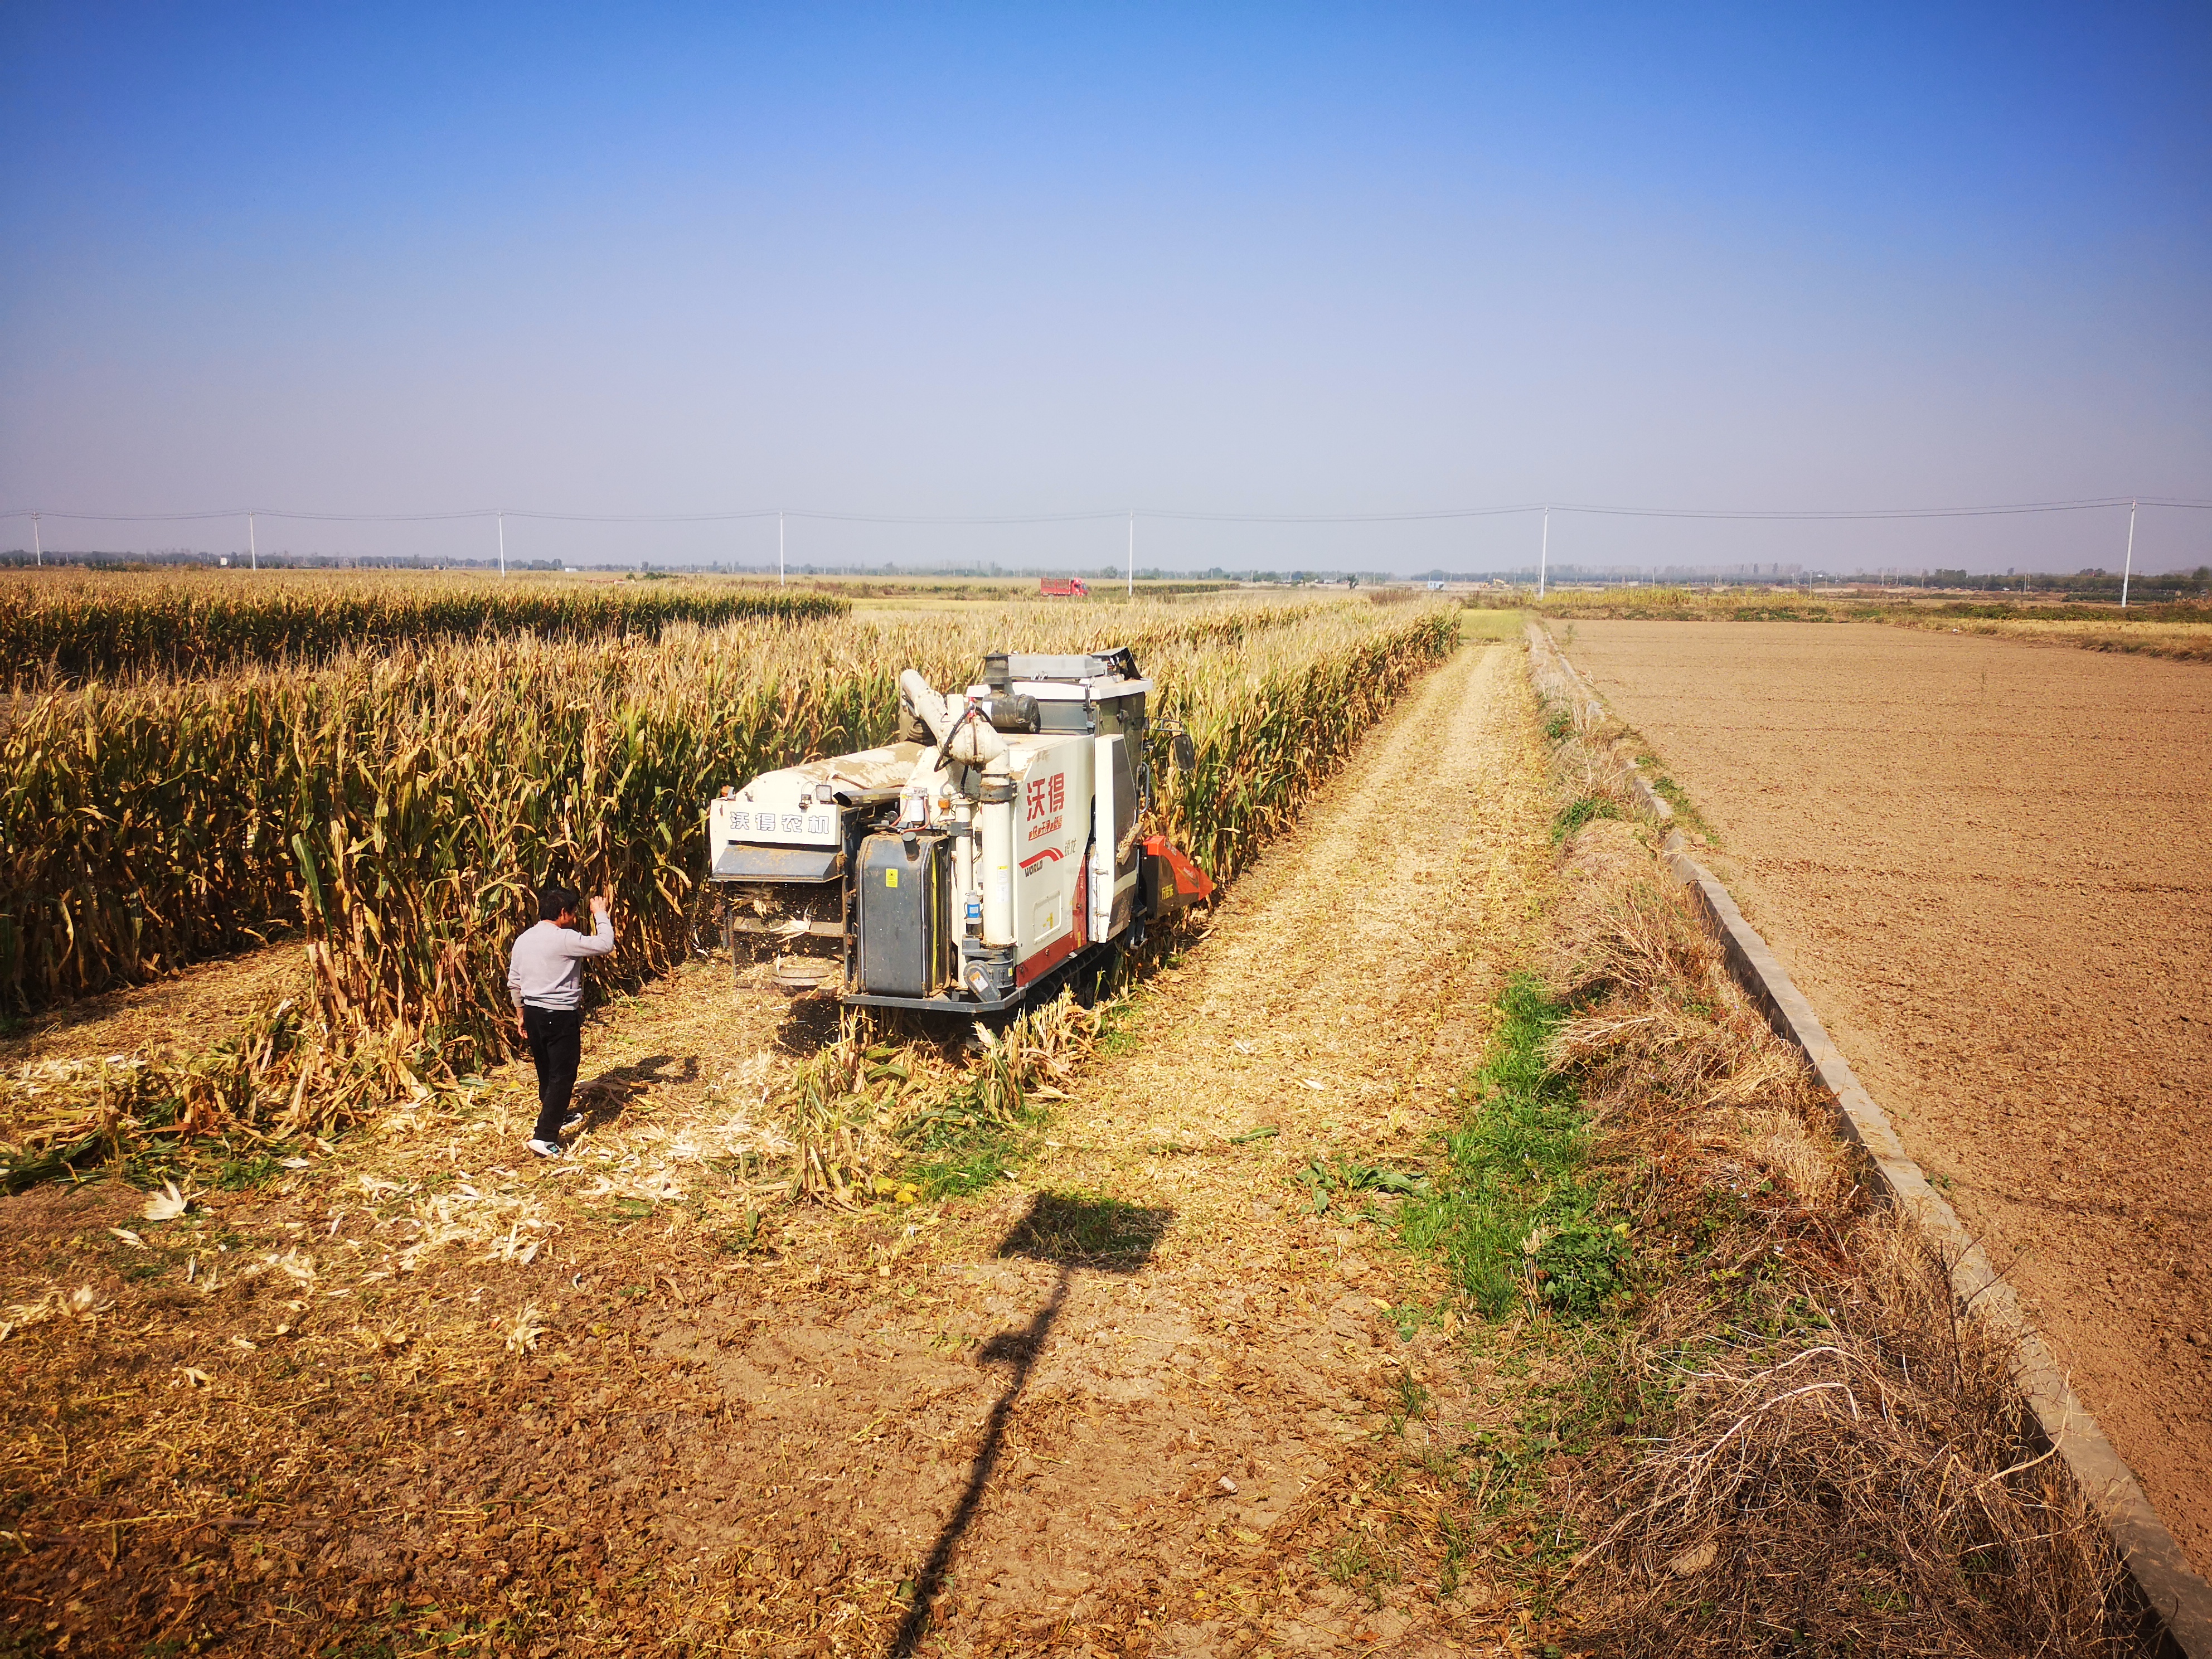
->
xmin=2 ymin=637 xmax=1559 ymax=1655
xmin=1559 ymin=619 xmax=2212 ymax=1571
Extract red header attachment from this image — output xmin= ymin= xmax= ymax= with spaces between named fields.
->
xmin=1142 ymin=835 xmax=1216 ymax=911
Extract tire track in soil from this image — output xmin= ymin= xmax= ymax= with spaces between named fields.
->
xmin=640 ymin=637 xmax=1555 ymax=1656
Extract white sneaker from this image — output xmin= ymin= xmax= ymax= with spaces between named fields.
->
xmin=525 ymin=1138 xmax=564 ymax=1159
xmin=561 ymin=1115 xmax=584 ymax=1135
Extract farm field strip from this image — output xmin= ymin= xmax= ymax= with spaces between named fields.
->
xmin=0 ymin=618 xmax=2141 ymax=1655
xmin=1 ymin=570 xmax=845 ymax=683
xmin=0 ymin=629 xmax=1559 ymax=1656
xmin=1557 ymin=618 xmax=2212 ymax=1572
xmin=1502 ymin=587 xmax=2212 ymax=663
xmin=1 ymin=598 xmax=1457 ymax=1172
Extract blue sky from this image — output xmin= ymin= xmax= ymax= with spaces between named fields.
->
xmin=3 ymin=3 xmax=2208 ymax=573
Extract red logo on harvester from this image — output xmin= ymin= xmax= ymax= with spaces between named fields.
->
xmin=1025 ymin=771 xmax=1066 ymax=843
xmin=1025 ymin=774 xmax=1065 ymax=820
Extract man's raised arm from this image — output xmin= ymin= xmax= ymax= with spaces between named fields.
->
xmin=570 ymin=894 xmax=617 ymax=956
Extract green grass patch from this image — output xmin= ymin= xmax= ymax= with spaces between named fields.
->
xmin=898 ymin=1096 xmax=1036 ymax=1199
xmin=713 ymin=1210 xmax=768 ymax=1255
xmin=1386 ymin=1365 xmax=1431 ymax=1434
xmin=1638 ymin=765 xmax=1722 ymax=846
xmin=1457 ymin=607 xmax=1527 ymax=642
xmin=1093 ymin=998 xmax=1146 ymax=1058
xmin=1400 ymin=976 xmax=1629 ymax=1321
xmin=1094 ymin=1026 xmax=1142 ymax=1058
xmin=1297 ymin=1155 xmax=1429 ymax=1216
xmin=212 ymin=1151 xmax=289 ymax=1190
xmin=892 ymin=995 xmax=1150 ymax=1198
xmin=2 ymin=1132 xmax=114 ymax=1195
xmin=1549 ymin=795 xmax=1623 ymax=845
xmin=111 ymin=1131 xmax=300 ymax=1196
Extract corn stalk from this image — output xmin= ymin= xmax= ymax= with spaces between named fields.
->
xmin=4 ymin=596 xmax=1457 ymax=1147
xmin=0 ymin=571 xmax=846 ymax=685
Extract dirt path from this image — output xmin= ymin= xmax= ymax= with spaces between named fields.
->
xmin=1558 ymin=618 xmax=2212 ymax=1571
xmin=594 ymin=632 xmax=1554 ymax=1655
xmin=847 ymin=630 xmax=1553 ymax=1653
xmin=2 ymin=634 xmax=1556 ymax=1655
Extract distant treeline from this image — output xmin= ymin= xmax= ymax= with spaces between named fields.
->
xmin=1476 ymin=586 xmax=2209 ymax=623
xmin=1894 ymin=566 xmax=2212 ymax=601
xmin=2 ymin=550 xmax=1403 ymax=585
xmin=1 ymin=581 xmax=848 ymax=684
xmin=1424 ymin=570 xmax=2203 ymax=601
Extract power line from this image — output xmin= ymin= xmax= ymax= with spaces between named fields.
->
xmin=2 ymin=495 xmax=2209 ymax=527
xmin=1134 ymin=505 xmax=1544 ymax=523
xmin=1544 ymin=497 xmax=2212 ymax=521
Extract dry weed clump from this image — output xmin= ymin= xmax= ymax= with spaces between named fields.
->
xmin=783 ymin=992 xmax=1105 ymax=1205
xmin=1525 ymin=621 xmax=1643 ymax=832
xmin=1588 ymin=1212 xmax=2125 ymax=1658
xmin=1541 ymin=824 xmax=2128 ymax=1657
xmin=1545 ymin=831 xmax=1814 ymax=1119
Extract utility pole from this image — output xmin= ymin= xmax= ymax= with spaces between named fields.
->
xmin=1127 ymin=509 xmax=1134 ymax=600
xmin=31 ymin=511 xmax=40 ymax=566
xmin=498 ymin=510 xmax=507 ymax=577
xmin=249 ymin=512 xmax=257 ymax=571
xmin=2121 ymin=498 xmax=2136 ymax=609
xmin=779 ymin=511 xmax=786 ymax=586
xmin=1538 ymin=506 xmax=1550 ymax=600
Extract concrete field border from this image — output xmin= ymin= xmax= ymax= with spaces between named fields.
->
xmin=1524 ymin=618 xmax=2212 ymax=1659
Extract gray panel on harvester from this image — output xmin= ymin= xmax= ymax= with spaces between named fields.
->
xmin=857 ymin=833 xmax=946 ymax=997
xmin=1007 ymin=653 xmax=1108 ymax=681
xmin=712 ymin=845 xmax=842 ymax=882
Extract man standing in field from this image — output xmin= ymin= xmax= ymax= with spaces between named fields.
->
xmin=507 ymin=885 xmax=617 ymax=1158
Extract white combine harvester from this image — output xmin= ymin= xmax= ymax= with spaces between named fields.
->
xmin=705 ymin=647 xmax=1214 ymax=1013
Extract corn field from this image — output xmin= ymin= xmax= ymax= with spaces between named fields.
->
xmin=0 ymin=570 xmax=846 ymax=683
xmin=2 ymin=595 xmax=1457 ymax=1134
xmin=1148 ymin=604 xmax=1460 ymax=886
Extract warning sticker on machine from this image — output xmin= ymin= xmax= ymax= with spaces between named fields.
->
xmin=885 ymin=869 xmax=899 ymax=887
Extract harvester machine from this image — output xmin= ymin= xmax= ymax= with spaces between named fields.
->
xmin=705 ymin=647 xmax=1214 ymax=1013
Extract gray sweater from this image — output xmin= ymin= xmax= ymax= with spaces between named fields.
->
xmin=507 ymin=915 xmax=615 ymax=1010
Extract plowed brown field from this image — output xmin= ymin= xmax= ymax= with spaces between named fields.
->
xmin=1560 ymin=619 xmax=2212 ymax=1569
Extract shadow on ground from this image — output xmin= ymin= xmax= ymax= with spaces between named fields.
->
xmin=889 ymin=1192 xmax=1176 ymax=1657
xmin=572 ymin=1052 xmax=698 ymax=1129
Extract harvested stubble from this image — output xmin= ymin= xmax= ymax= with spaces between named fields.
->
xmin=0 ymin=569 xmax=846 ymax=684
xmin=1544 ymin=823 xmax=2127 ymax=1656
xmin=3 ymin=598 xmax=1456 ymax=1160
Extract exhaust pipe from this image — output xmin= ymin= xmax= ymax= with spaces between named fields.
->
xmin=979 ymin=770 xmax=1016 ymax=946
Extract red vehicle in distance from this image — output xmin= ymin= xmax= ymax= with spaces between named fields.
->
xmin=1037 ymin=577 xmax=1089 ymax=598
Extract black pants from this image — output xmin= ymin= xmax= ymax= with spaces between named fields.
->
xmin=522 ymin=1005 xmax=585 ymax=1143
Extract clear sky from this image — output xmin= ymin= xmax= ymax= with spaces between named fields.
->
xmin=4 ymin=3 xmax=2208 ymax=574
